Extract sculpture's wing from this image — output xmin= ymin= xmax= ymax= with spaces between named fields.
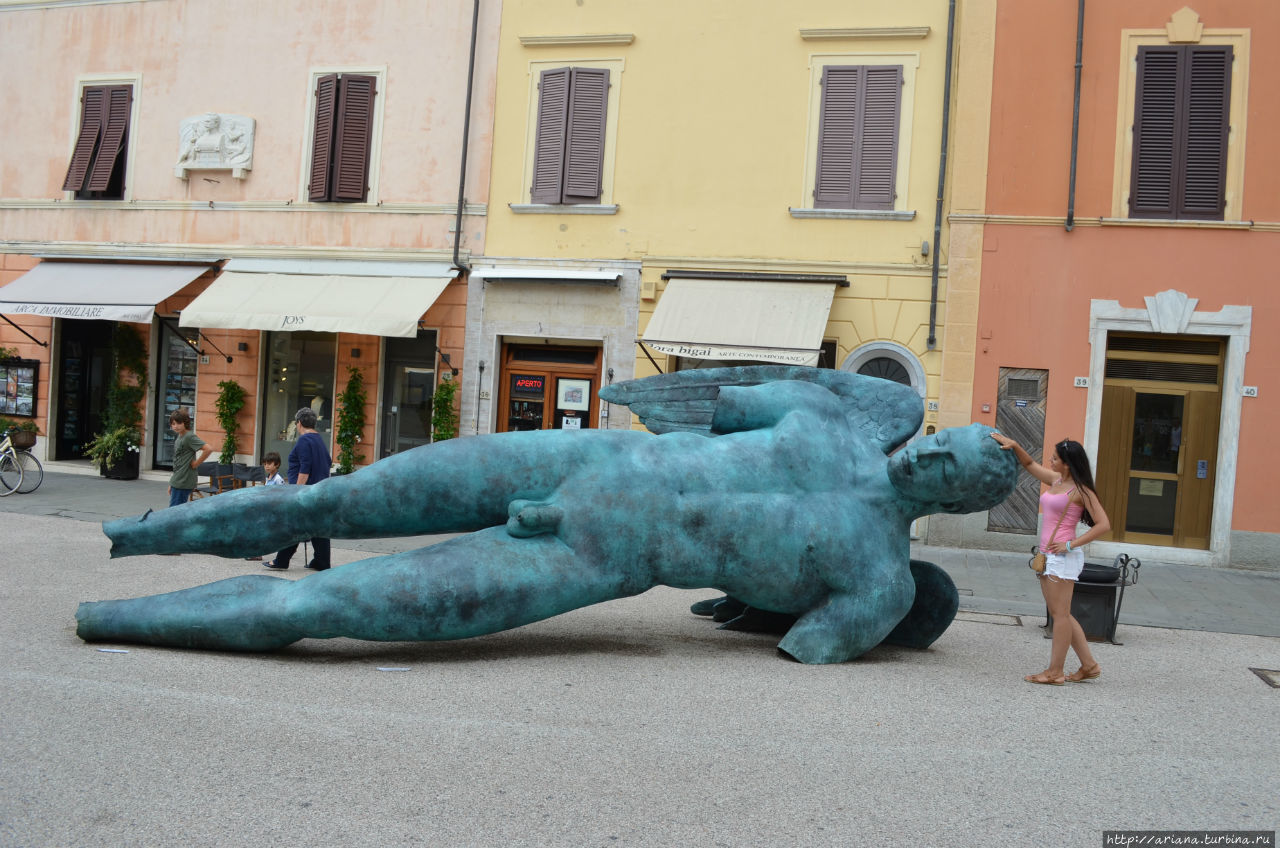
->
xmin=598 ymin=365 xmax=923 ymax=453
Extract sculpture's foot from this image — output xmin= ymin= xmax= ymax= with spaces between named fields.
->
xmin=76 ymin=575 xmax=302 ymax=651
xmin=689 ymin=595 xmax=728 ymax=616
xmin=879 ymin=559 xmax=960 ymax=650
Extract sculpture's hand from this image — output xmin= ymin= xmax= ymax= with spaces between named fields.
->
xmin=777 ymin=581 xmax=913 ymax=664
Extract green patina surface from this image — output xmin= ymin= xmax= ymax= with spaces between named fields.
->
xmin=78 ymin=367 xmax=1017 ymax=664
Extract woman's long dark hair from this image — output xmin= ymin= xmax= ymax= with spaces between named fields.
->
xmin=1056 ymin=439 xmax=1098 ymax=527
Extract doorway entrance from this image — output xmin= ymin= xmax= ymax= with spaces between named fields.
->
xmin=988 ymin=367 xmax=1048 ymax=534
xmin=54 ymin=319 xmax=114 ymax=460
xmin=496 ymin=343 xmax=601 ymax=432
xmin=380 ymin=330 xmax=438 ymax=458
xmin=1094 ymin=334 xmax=1223 ymax=549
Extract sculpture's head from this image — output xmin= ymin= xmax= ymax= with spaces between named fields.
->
xmin=201 ymin=112 xmax=220 ymax=130
xmin=887 ymin=423 xmax=1018 ymax=514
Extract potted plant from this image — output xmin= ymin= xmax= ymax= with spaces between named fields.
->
xmin=214 ymin=379 xmax=248 ymax=464
xmin=431 ymin=376 xmax=459 ymax=442
xmin=334 ymin=365 xmax=368 ymax=474
xmin=86 ymin=426 xmax=141 ymax=478
xmin=84 ymin=323 xmax=148 ymax=480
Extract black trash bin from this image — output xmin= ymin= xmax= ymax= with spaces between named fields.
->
xmin=1045 ymin=554 xmax=1141 ymax=645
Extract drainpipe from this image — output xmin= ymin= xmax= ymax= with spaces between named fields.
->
xmin=1065 ymin=0 xmax=1085 ymax=231
xmin=452 ymin=0 xmax=480 ymax=272
xmin=927 ymin=0 xmax=957 ymax=350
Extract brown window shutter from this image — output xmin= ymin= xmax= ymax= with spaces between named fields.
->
xmin=62 ymin=87 xmax=107 ymax=192
xmin=309 ymin=74 xmax=339 ymax=202
xmin=852 ymin=65 xmax=902 ymax=210
xmin=1131 ymin=45 xmax=1231 ymax=220
xmin=814 ymin=66 xmax=859 ymax=209
xmin=85 ymin=86 xmax=132 ymax=192
xmin=531 ymin=67 xmax=571 ymax=203
xmin=1179 ymin=45 xmax=1231 ymax=218
xmin=1130 ymin=47 xmax=1180 ymax=218
xmin=562 ymin=68 xmax=609 ymax=203
xmin=332 ymin=74 xmax=377 ymax=202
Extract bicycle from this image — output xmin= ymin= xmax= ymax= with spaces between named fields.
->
xmin=0 ymin=427 xmax=43 ymax=495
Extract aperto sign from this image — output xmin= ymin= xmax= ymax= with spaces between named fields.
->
xmin=515 ymin=376 xmax=544 ymax=391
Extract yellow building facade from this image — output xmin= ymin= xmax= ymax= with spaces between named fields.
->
xmin=466 ymin=0 xmax=991 ymax=437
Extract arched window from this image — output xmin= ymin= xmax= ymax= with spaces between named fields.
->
xmin=856 ymin=356 xmax=910 ymax=385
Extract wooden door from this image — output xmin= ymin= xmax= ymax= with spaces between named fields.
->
xmin=1095 ymin=334 xmax=1222 ymax=549
xmin=988 ymin=367 xmax=1047 ymax=534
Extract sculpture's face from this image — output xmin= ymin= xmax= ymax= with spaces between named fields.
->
xmin=202 ymin=113 xmax=220 ymax=130
xmin=887 ymin=423 xmax=1017 ymax=513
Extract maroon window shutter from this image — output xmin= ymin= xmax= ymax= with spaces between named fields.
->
xmin=85 ymin=86 xmax=132 ymax=192
xmin=814 ymin=66 xmax=859 ymax=209
xmin=1130 ymin=47 xmax=1180 ymax=218
xmin=530 ymin=68 xmax=571 ymax=203
xmin=309 ymin=74 xmax=339 ymax=202
xmin=62 ymin=86 xmax=106 ymax=192
xmin=562 ymin=68 xmax=609 ymax=203
xmin=852 ymin=65 xmax=902 ymax=210
xmin=332 ymin=74 xmax=377 ymax=202
xmin=1179 ymin=45 xmax=1231 ymax=219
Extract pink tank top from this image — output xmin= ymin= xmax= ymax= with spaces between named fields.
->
xmin=1040 ymin=487 xmax=1083 ymax=547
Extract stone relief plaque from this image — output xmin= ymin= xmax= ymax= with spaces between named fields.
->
xmin=174 ymin=112 xmax=255 ymax=179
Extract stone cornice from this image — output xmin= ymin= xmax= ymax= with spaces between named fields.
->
xmin=0 ymin=198 xmax=486 ymax=216
xmin=519 ymin=33 xmax=635 ymax=47
xmin=800 ymin=26 xmax=930 ymax=41
xmin=1 ymin=240 xmax=466 ymax=264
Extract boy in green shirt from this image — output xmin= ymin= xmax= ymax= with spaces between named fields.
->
xmin=168 ymin=409 xmax=213 ymax=507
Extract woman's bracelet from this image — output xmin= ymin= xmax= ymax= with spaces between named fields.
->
xmin=1065 ymin=540 xmax=1073 ymax=552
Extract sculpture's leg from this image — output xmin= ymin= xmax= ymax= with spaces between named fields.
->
xmin=879 ymin=560 xmax=960 ymax=649
xmin=775 ymin=566 xmax=914 ymax=664
xmin=78 ymin=528 xmax=651 ymax=651
xmin=103 ymin=431 xmax=612 ymax=559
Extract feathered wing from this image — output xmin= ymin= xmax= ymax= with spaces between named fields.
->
xmin=598 ymin=365 xmax=923 ymax=454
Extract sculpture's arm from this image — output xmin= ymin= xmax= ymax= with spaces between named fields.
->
xmin=710 ymin=381 xmax=846 ymax=435
xmin=776 ymin=574 xmax=914 ymax=664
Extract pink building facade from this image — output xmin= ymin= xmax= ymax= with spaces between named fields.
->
xmin=961 ymin=1 xmax=1278 ymax=569
xmin=0 ymin=0 xmax=498 ymax=472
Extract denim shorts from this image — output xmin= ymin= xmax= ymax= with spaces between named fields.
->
xmin=1042 ymin=548 xmax=1085 ymax=581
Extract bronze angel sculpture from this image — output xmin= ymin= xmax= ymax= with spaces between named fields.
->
xmin=77 ymin=366 xmax=1016 ymax=664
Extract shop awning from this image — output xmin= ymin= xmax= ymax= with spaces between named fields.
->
xmin=0 ymin=262 xmax=211 ymax=323
xmin=180 ymin=259 xmax=458 ymax=337
xmin=641 ymin=277 xmax=837 ymax=366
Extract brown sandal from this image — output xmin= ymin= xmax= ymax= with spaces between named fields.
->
xmin=1067 ymin=663 xmax=1100 ymax=683
xmin=1024 ymin=670 xmax=1065 ymax=686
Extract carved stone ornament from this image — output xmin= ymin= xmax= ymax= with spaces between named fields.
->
xmin=1145 ymin=289 xmax=1199 ymax=334
xmin=1167 ymin=7 xmax=1204 ymax=44
xmin=174 ymin=112 xmax=255 ymax=179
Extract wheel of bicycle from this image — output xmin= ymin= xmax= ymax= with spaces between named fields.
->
xmin=0 ymin=453 xmax=22 ymax=496
xmin=16 ymin=450 xmax=42 ymax=493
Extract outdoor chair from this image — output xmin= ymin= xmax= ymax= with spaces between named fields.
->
xmin=233 ymin=463 xmax=266 ymax=488
xmin=191 ymin=462 xmax=236 ymax=499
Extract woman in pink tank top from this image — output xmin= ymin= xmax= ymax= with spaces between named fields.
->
xmin=990 ymin=433 xmax=1112 ymax=686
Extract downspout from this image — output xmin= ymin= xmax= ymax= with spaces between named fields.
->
xmin=928 ymin=0 xmax=957 ymax=350
xmin=452 ymin=0 xmax=481 ymax=272
xmin=1065 ymin=0 xmax=1085 ymax=231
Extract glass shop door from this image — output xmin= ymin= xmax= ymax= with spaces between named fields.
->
xmin=496 ymin=343 xmax=601 ymax=433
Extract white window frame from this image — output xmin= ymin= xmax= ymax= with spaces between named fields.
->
xmin=64 ymin=72 xmax=142 ymax=202
xmin=296 ymin=66 xmax=387 ymax=206
xmin=513 ymin=57 xmax=624 ymax=214
xmin=794 ymin=52 xmax=919 ymax=220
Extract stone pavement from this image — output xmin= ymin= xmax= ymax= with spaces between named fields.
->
xmin=1 ymin=505 xmax=1277 ymax=846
